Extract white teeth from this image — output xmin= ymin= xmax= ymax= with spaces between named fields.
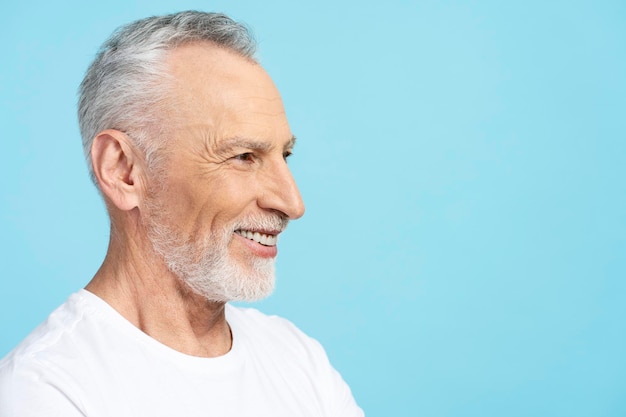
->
xmin=235 ymin=230 xmax=278 ymax=246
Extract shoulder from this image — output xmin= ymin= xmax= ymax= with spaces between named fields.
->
xmin=0 ymin=291 xmax=94 ymax=416
xmin=0 ymin=291 xmax=90 ymax=367
xmin=225 ymin=305 xmax=365 ymax=417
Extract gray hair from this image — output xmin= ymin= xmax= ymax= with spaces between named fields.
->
xmin=78 ymin=11 xmax=257 ymax=184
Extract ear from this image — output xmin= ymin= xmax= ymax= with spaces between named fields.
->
xmin=91 ymin=129 xmax=144 ymax=211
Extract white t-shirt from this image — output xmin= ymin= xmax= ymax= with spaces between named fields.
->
xmin=0 ymin=290 xmax=363 ymax=416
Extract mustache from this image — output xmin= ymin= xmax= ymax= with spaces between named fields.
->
xmin=231 ymin=213 xmax=289 ymax=234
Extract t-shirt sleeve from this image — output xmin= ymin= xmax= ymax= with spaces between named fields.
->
xmin=327 ymin=365 xmax=364 ymax=417
xmin=311 ymin=338 xmax=365 ymax=417
xmin=0 ymin=360 xmax=86 ymax=417
xmin=274 ymin=317 xmax=364 ymax=417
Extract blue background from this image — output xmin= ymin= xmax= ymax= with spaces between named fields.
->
xmin=2 ymin=1 xmax=625 ymax=415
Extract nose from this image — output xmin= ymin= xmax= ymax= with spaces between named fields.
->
xmin=258 ymin=157 xmax=305 ymax=220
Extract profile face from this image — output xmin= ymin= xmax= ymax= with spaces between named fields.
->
xmin=141 ymin=42 xmax=305 ymax=301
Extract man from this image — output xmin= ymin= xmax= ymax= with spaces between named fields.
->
xmin=0 ymin=11 xmax=363 ymax=416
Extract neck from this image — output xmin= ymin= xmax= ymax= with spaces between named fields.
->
xmin=86 ymin=227 xmax=232 ymax=358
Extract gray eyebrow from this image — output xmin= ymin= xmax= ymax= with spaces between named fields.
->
xmin=217 ymin=135 xmax=297 ymax=153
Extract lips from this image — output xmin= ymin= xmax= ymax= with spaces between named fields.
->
xmin=234 ymin=230 xmax=278 ymax=246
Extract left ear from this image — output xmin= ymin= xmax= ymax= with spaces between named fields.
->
xmin=90 ymin=129 xmax=145 ymax=211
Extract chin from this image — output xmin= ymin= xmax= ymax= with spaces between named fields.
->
xmin=179 ymin=256 xmax=277 ymax=303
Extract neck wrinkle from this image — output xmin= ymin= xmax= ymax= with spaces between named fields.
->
xmin=85 ymin=223 xmax=232 ymax=358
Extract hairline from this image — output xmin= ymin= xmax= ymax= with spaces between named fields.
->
xmin=78 ymin=11 xmax=258 ymax=186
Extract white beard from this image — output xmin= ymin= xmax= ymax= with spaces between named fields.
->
xmin=144 ymin=201 xmax=288 ymax=302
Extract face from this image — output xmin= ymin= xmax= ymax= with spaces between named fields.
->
xmin=141 ymin=43 xmax=305 ymax=302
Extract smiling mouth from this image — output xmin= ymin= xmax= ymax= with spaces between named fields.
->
xmin=234 ymin=230 xmax=278 ymax=246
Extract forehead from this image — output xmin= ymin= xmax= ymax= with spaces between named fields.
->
xmin=164 ymin=42 xmax=290 ymax=141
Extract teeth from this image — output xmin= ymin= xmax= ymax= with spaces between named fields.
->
xmin=235 ymin=230 xmax=278 ymax=246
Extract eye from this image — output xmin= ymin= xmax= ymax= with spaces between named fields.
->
xmin=283 ymin=150 xmax=293 ymax=161
xmin=233 ymin=152 xmax=254 ymax=163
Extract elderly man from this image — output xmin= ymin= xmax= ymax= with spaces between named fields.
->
xmin=0 ymin=11 xmax=363 ymax=416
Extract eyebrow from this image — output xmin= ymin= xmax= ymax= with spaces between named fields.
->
xmin=216 ymin=135 xmax=297 ymax=153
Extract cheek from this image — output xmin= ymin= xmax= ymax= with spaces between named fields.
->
xmin=209 ymin=173 xmax=259 ymax=210
xmin=150 ymin=179 xmax=211 ymax=232
xmin=158 ymin=169 xmax=260 ymax=233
